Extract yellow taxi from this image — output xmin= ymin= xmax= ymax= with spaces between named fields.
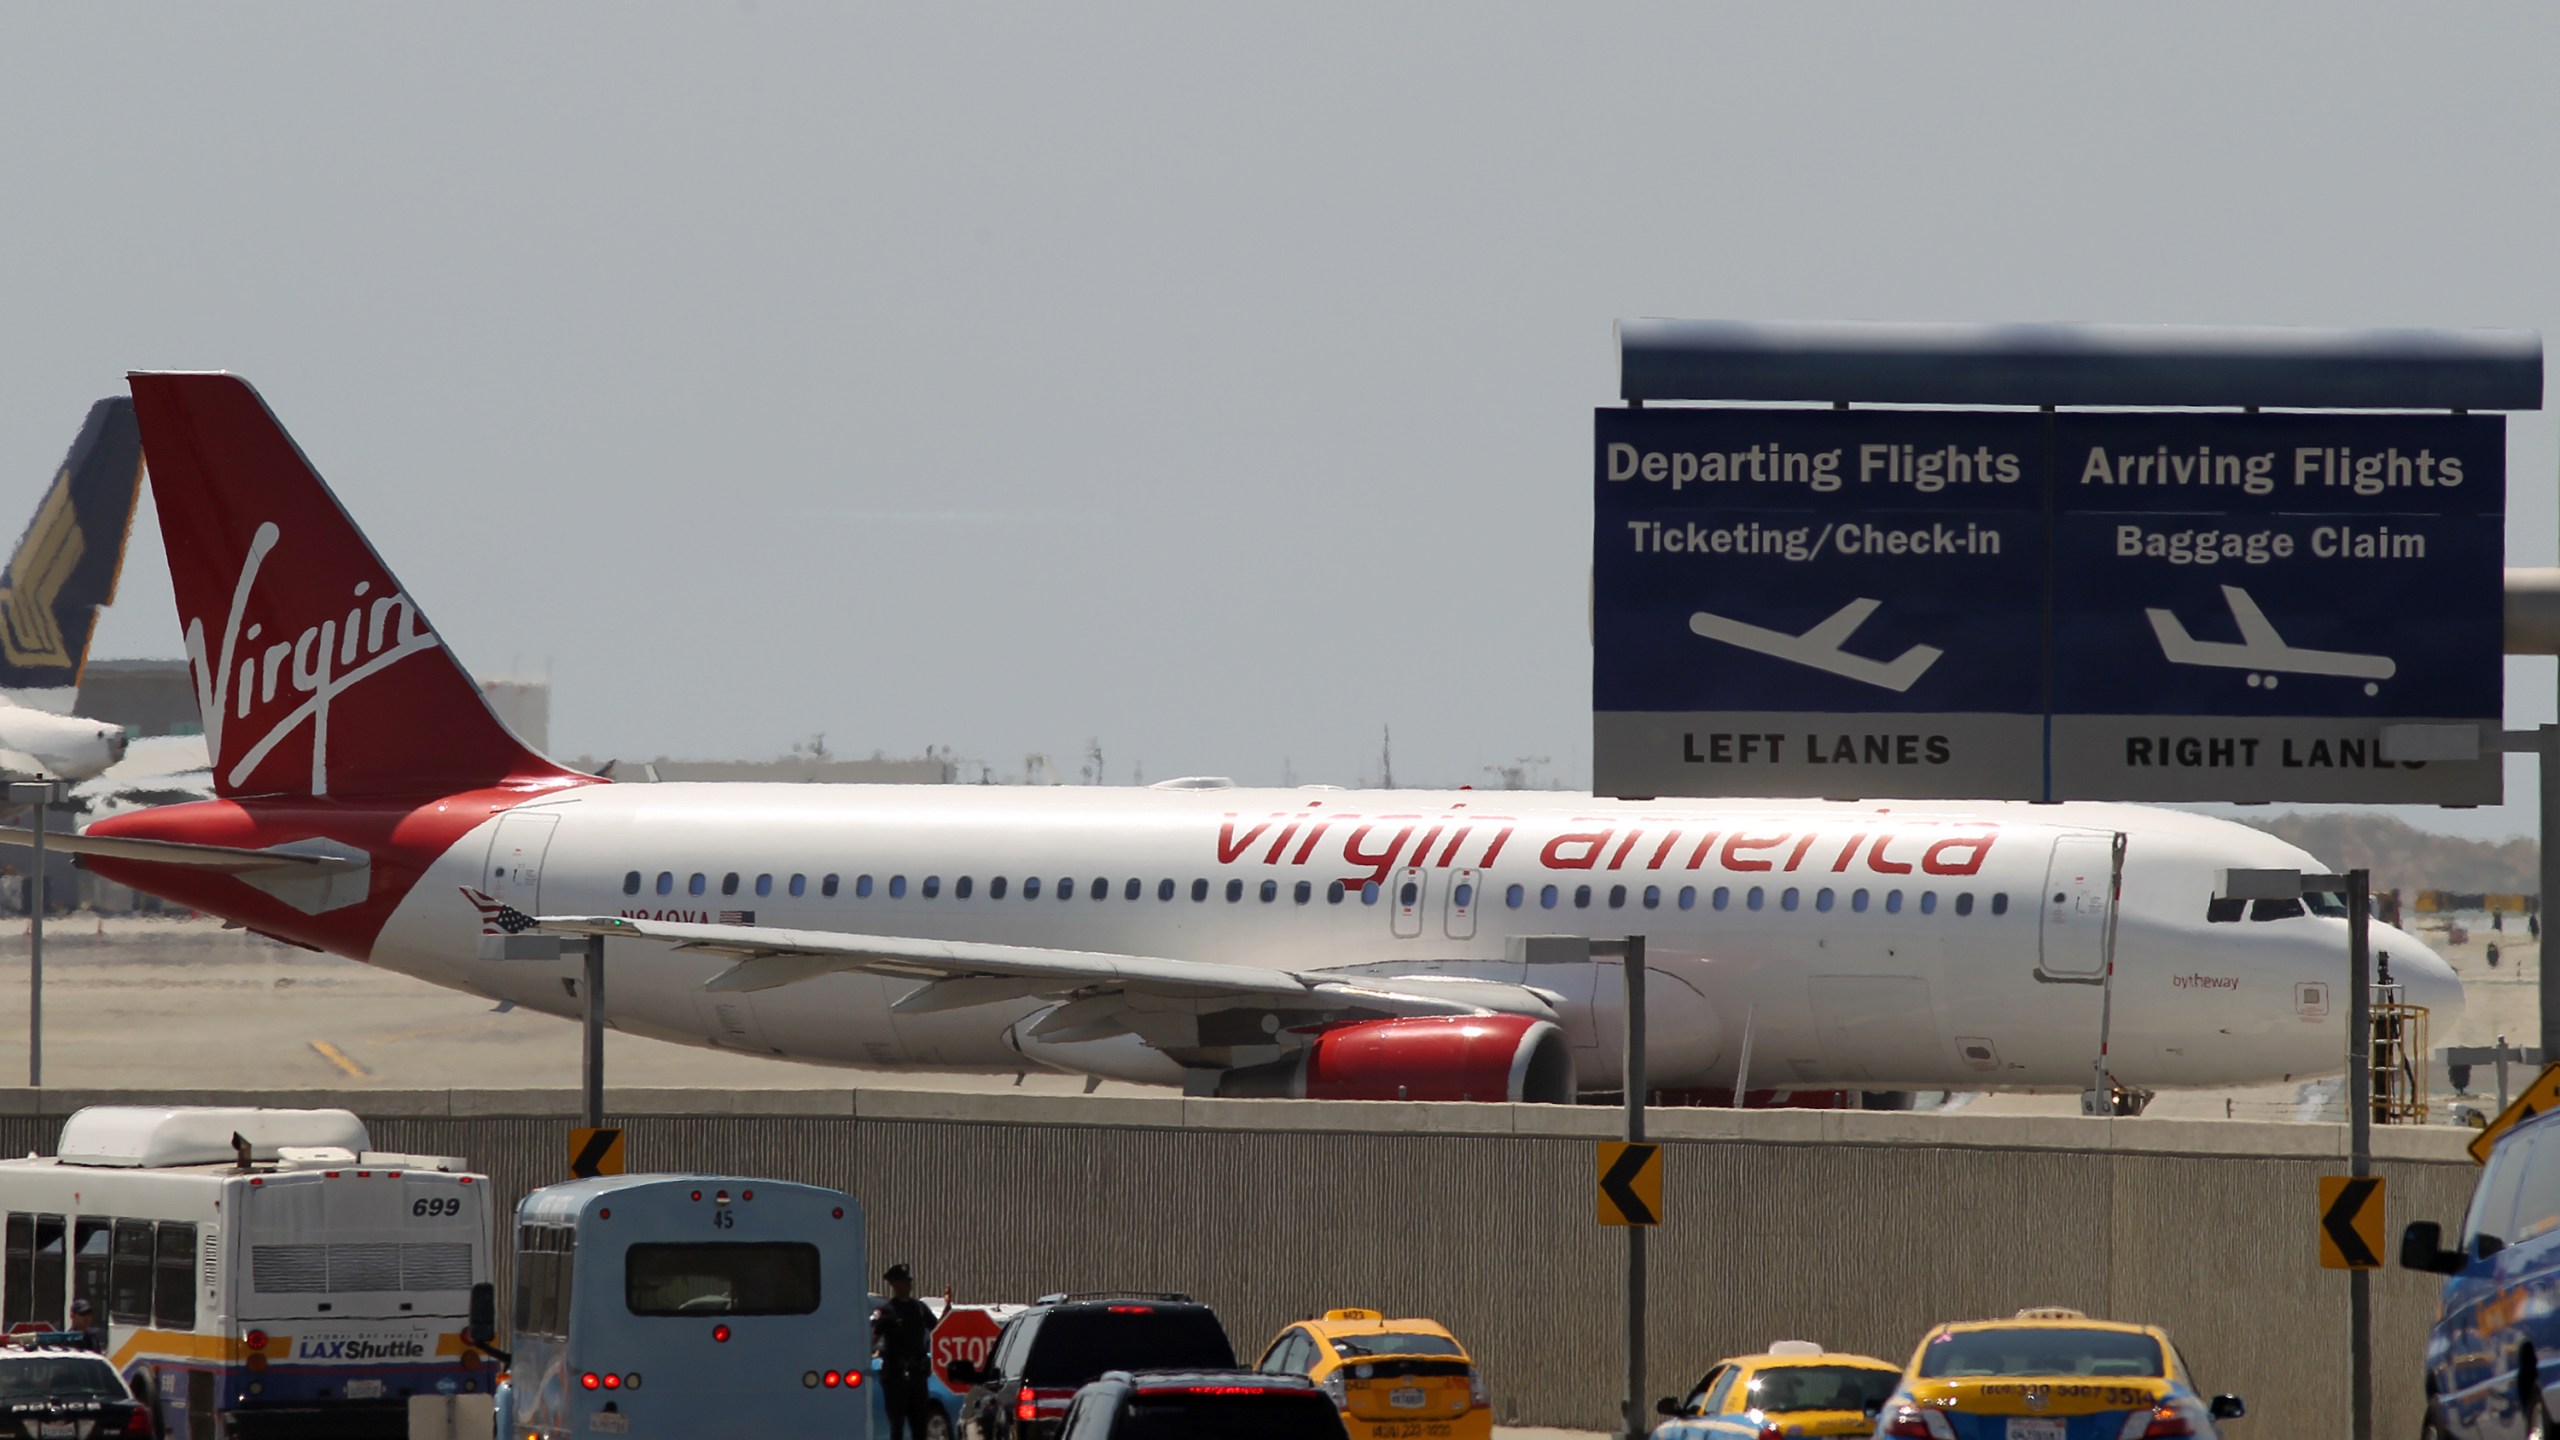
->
xmin=1252 ymin=1308 xmax=1491 ymax=1440
xmin=1650 ymin=1339 xmax=1903 ymax=1438
xmin=1874 ymin=1309 xmax=2245 ymax=1439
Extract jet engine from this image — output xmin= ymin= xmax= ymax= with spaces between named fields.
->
xmin=1214 ymin=1013 xmax=1574 ymax=1104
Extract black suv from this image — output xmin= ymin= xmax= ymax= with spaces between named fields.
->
xmin=0 ymin=1347 xmax=151 ymax=1439
xmin=952 ymin=1293 xmax=1236 ymax=1440
xmin=1059 ymin=1370 xmax=1347 ymax=1439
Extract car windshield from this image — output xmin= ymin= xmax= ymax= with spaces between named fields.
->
xmin=0 ymin=1357 xmax=126 ymax=1400
xmin=1119 ymin=1391 xmax=1344 ymax=1438
xmin=1329 ymin=1332 xmax=1463 ymax=1359
xmin=1743 ymin=1365 xmax=1902 ymax=1413
xmin=1916 ymin=1328 xmax=2164 ymax=1380
xmin=1024 ymin=1311 xmax=1237 ymax=1384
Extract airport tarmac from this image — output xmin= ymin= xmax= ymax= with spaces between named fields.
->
xmin=0 ymin=910 xmax=2531 ymax=1125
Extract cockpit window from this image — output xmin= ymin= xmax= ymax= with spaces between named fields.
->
xmin=2303 ymin=891 xmax=2349 ymax=918
xmin=2250 ymin=898 xmax=2306 ymax=922
xmin=2205 ymin=896 xmax=2245 ymax=924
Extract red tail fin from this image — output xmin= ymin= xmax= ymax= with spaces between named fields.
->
xmin=129 ymin=373 xmax=583 ymax=800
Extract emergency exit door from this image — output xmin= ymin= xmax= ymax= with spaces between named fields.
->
xmin=2037 ymin=832 xmax=2118 ymax=981
xmin=483 ymin=811 xmax=559 ymax=915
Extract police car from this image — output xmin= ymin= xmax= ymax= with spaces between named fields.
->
xmin=0 ymin=1346 xmax=151 ymax=1440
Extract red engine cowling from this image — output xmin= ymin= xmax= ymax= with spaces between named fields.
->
xmin=1216 ymin=1014 xmax=1575 ymax=1104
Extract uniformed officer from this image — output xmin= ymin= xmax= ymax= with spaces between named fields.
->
xmin=872 ymin=1263 xmax=947 ymax=1440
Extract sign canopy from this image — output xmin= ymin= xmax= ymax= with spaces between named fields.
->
xmin=1593 ymin=320 xmax=2535 ymax=805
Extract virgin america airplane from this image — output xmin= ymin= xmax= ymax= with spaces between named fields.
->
xmin=23 ymin=374 xmax=2461 ymax=1105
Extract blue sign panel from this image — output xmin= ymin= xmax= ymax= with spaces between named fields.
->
xmin=1594 ymin=407 xmax=2505 ymax=802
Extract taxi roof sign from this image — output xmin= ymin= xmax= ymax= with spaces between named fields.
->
xmin=1322 ymin=1309 xmax=1382 ymax=1322
xmin=2467 ymin=1060 xmax=2560 ymax=1164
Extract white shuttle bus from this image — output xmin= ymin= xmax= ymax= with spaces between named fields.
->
xmin=0 ymin=1106 xmax=495 ymax=1440
xmin=493 ymin=1174 xmax=868 ymax=1440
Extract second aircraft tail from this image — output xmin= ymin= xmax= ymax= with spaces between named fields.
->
xmin=0 ymin=396 xmax=145 ymax=708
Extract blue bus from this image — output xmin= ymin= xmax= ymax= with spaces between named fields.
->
xmin=491 ymin=1175 xmax=867 ymax=1440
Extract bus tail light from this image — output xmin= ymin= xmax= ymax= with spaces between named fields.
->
xmin=580 ymin=1373 xmax=600 ymax=1391
xmin=602 ymin=1374 xmax=621 ymax=1390
xmin=823 ymin=1371 xmax=841 ymax=1388
xmin=843 ymin=1368 xmax=862 ymax=1388
xmin=712 ymin=1324 xmax=731 ymax=1343
xmin=1016 ymin=1388 xmax=1040 ymax=1422
xmin=244 ymin=1330 xmax=268 ymax=1351
xmin=121 ymin=1409 xmax=150 ymax=1436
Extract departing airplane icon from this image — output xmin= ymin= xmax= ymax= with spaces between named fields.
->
xmin=2145 ymin=584 xmax=2394 ymax=695
xmin=1689 ymin=598 xmax=1943 ymax=693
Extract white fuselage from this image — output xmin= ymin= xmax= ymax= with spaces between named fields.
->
xmin=366 ymin=784 xmax=2460 ymax=1094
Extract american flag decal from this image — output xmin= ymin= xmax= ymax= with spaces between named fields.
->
xmin=460 ymin=886 xmax=540 ymax=935
xmin=718 ymin=910 xmax=756 ymax=925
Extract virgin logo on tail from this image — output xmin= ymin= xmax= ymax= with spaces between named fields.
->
xmin=185 ymin=521 xmax=443 ymax=796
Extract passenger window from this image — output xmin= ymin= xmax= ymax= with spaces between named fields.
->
xmin=1642 ymin=884 xmax=1660 ymax=909
xmin=153 ymin=1222 xmax=195 ymax=1331
xmin=1572 ymin=885 xmax=1592 ymax=909
xmin=1091 ymin=878 xmax=1109 ymax=901
xmin=2469 ymin=1139 xmax=2529 ymax=1253
xmin=1607 ymin=884 xmax=1626 ymax=909
xmin=1125 ymin=878 xmax=1142 ymax=901
xmin=1816 ymin=888 xmax=1834 ymax=912
xmin=689 ymin=873 xmax=707 ymax=896
xmin=2251 ymin=898 xmax=2305 ymax=921
xmin=722 ymin=872 xmax=740 ymax=896
xmin=755 ymin=874 xmax=772 ymax=898
xmin=656 ymin=872 xmax=673 ymax=896
xmin=789 ymin=874 xmax=806 ymax=898
xmin=1227 ymin=879 xmax=1244 ymax=903
xmin=622 ymin=871 xmax=640 ymax=895
xmin=1294 ymin=880 xmax=1312 ymax=904
xmin=1260 ymin=880 xmax=1278 ymax=903
xmin=108 ymin=1220 xmax=152 ymax=1326
xmin=1507 ymin=884 xmax=1525 ymax=908
xmin=1712 ymin=887 xmax=1728 ymax=911
xmin=1024 ymin=877 xmax=1042 ymax=900
xmin=956 ymin=877 xmax=974 ymax=900
xmin=856 ymin=874 xmax=874 ymax=898
xmin=2205 ymin=896 xmax=2246 ymax=923
xmin=1851 ymin=889 xmax=1869 ymax=913
xmin=1453 ymin=881 xmax=1474 ymax=908
xmin=1328 ymin=881 xmax=1346 ymax=904
xmin=1747 ymin=887 xmax=1764 ymax=911
xmin=888 ymin=875 xmax=908 ymax=899
xmin=1363 ymin=881 xmax=1381 ymax=906
xmin=991 ymin=877 xmax=1009 ymax=900
xmin=1400 ymin=880 xmax=1419 ymax=906
xmin=1780 ymin=888 xmax=1799 ymax=912
xmin=1885 ymin=890 xmax=1903 ymax=914
xmin=822 ymin=874 xmax=840 ymax=898
xmin=2509 ymin=1132 xmax=2560 ymax=1244
xmin=1191 ymin=879 xmax=1209 ymax=902
xmin=1678 ymin=886 xmax=1695 ymax=910
xmin=1158 ymin=879 xmax=1174 ymax=901
xmin=1920 ymin=891 xmax=1938 ymax=915
xmin=1954 ymin=893 xmax=1973 ymax=916
xmin=1059 ymin=877 xmax=1075 ymax=902
xmin=1990 ymin=893 xmax=2007 ymax=916
xmin=922 ymin=876 xmax=941 ymax=899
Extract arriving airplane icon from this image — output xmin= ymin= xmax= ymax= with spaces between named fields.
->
xmin=1689 ymin=598 xmax=1943 ymax=693
xmin=2145 ymin=584 xmax=2394 ymax=695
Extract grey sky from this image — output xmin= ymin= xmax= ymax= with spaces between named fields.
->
xmin=0 ymin=5 xmax=2551 ymax=835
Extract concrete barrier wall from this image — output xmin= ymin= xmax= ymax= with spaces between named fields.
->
xmin=0 ymin=1088 xmax=2482 ymax=1438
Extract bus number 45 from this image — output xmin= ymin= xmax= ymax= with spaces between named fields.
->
xmin=713 ymin=1209 xmax=735 ymax=1229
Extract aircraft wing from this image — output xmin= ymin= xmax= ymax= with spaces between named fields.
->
xmin=0 ymin=748 xmax=55 ymax=779
xmin=532 ymin=915 xmax=1557 ymax=1036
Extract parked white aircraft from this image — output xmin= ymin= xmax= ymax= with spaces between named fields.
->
xmin=26 ymin=374 xmax=2463 ymax=1104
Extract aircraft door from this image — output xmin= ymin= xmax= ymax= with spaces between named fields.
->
xmin=1390 ymin=866 xmax=1426 ymax=939
xmin=482 ymin=812 xmax=559 ymax=913
xmin=2037 ymin=833 xmax=2117 ymax=981
xmin=1443 ymin=867 xmax=1480 ymax=940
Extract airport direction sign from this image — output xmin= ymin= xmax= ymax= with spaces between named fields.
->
xmin=1594 ymin=407 xmax=2050 ymax=800
xmin=2048 ymin=412 xmax=2504 ymax=803
xmin=1593 ymin=407 xmax=2505 ymax=803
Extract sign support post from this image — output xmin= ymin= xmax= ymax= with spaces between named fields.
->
xmin=582 ymin=933 xmax=606 ymax=1130
xmin=1621 ymin=932 xmax=1645 ymax=1440
xmin=10 ymin=781 xmax=63 ymax=1089
xmin=2346 ymin=869 xmax=2373 ymax=1440
xmin=2542 ymin=722 xmax=2560 ymax=1062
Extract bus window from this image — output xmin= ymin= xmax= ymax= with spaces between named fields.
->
xmin=72 ymin=1220 xmax=107 ymax=1321
xmin=109 ymin=1220 xmax=153 ymax=1326
xmin=154 ymin=1223 xmax=196 ymax=1330
xmin=514 ymin=1225 xmax=574 ymax=1339
xmin=625 ymin=1242 xmax=820 ymax=1316
xmin=3 ymin=1213 xmax=28 ymax=1328
xmin=33 ymin=1216 xmax=64 ymax=1329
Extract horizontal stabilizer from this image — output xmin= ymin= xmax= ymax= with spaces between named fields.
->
xmin=0 ymin=826 xmax=363 ymax=873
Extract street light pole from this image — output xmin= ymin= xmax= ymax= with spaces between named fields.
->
xmin=2345 ymin=868 xmax=2373 ymax=1440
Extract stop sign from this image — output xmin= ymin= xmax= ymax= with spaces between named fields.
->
xmin=932 ymin=1306 xmax=1003 ymax=1391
